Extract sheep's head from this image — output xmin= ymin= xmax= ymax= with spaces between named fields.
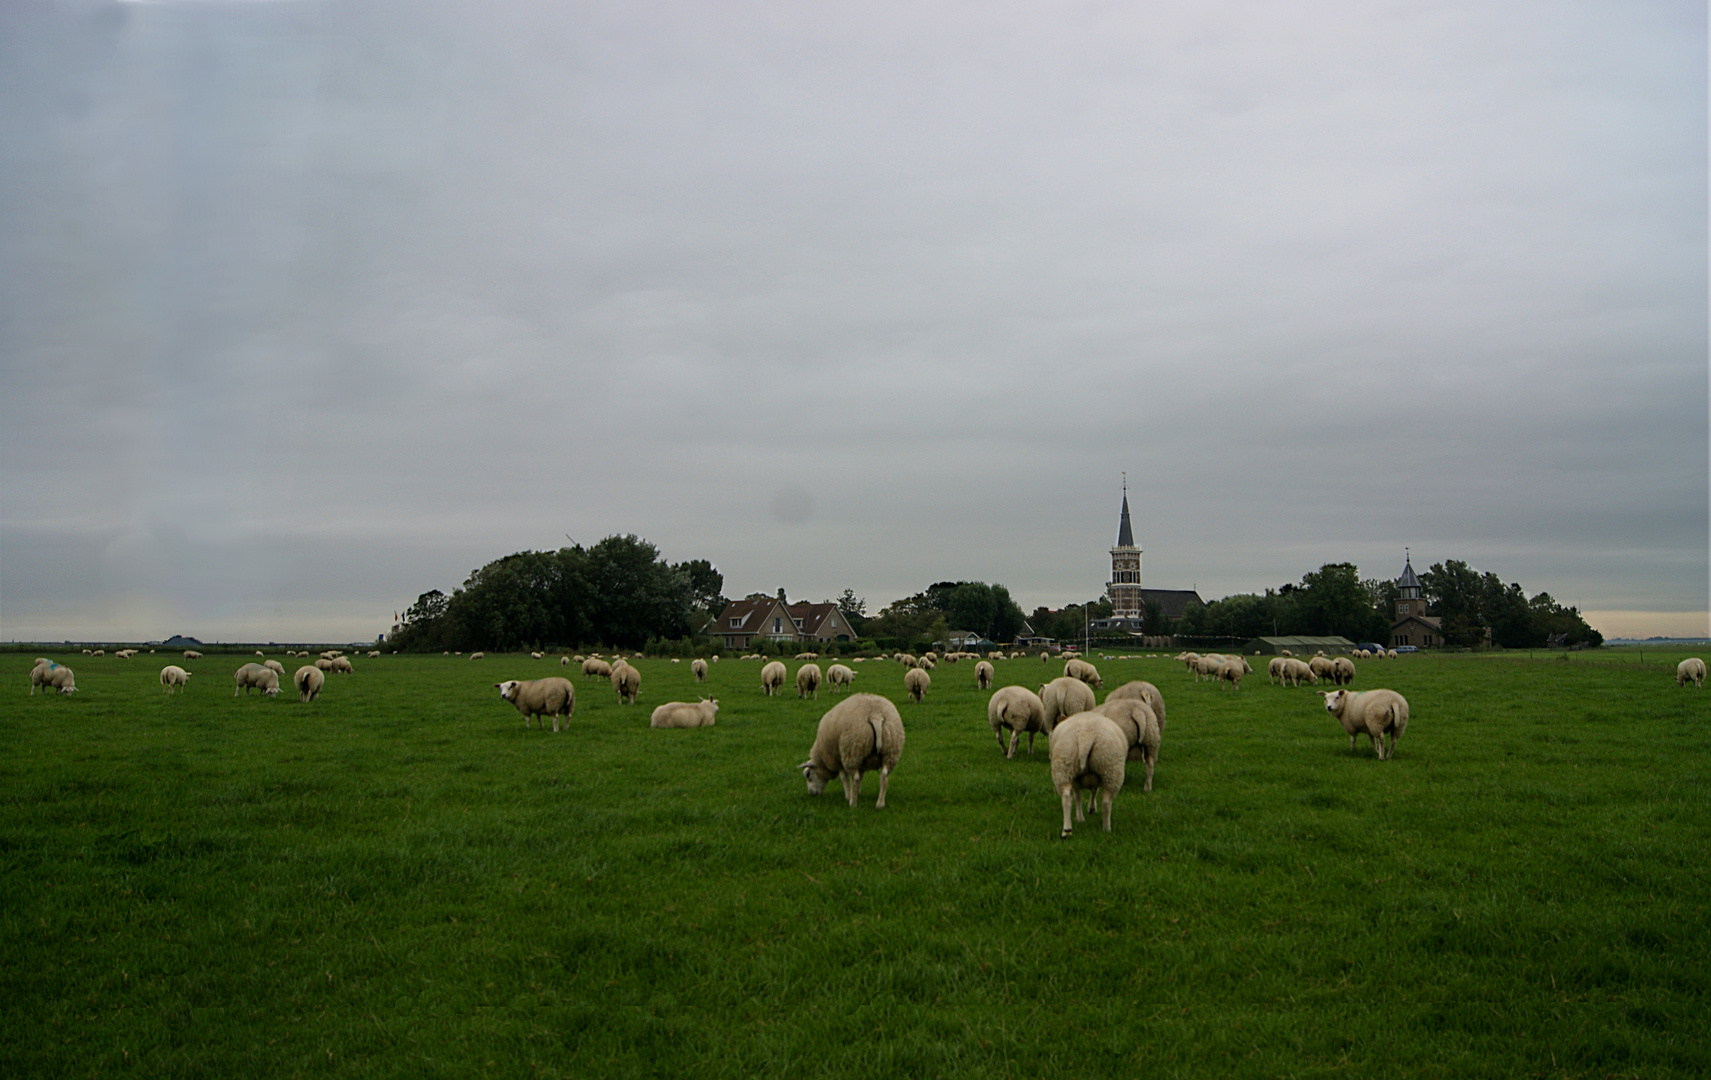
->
xmin=800 ymin=760 xmax=828 ymax=796
xmin=1321 ymin=690 xmax=1348 ymax=715
xmin=494 ymin=680 xmax=520 ymax=702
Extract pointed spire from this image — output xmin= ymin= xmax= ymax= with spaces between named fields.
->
xmin=1115 ymin=476 xmax=1134 ymax=548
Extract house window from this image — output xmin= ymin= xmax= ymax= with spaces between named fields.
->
xmin=1399 ymin=602 xmax=1409 ymax=615
xmin=793 ymin=619 xmax=803 ymax=629
xmin=730 ymin=617 xmax=742 ymax=628
xmin=773 ymin=618 xmax=782 ymax=634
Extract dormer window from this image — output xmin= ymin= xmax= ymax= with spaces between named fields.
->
xmin=730 ymin=617 xmax=743 ymax=628
xmin=793 ymin=619 xmax=803 ymax=629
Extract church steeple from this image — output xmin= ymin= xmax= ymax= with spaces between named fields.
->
xmin=1107 ymin=475 xmax=1143 ymax=620
xmin=1116 ymin=482 xmax=1134 ymax=549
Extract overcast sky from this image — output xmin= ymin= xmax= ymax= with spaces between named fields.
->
xmin=1 ymin=0 xmax=1705 ymax=643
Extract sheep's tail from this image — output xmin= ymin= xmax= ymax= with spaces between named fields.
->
xmin=866 ymin=711 xmax=886 ymax=755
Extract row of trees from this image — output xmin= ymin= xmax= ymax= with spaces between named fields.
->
xmin=864 ymin=581 xmax=1028 ymax=650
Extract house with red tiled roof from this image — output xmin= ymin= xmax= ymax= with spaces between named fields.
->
xmin=714 ymin=594 xmax=800 ymax=651
xmin=788 ymin=603 xmax=857 ymax=644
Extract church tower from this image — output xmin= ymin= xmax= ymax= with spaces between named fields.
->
xmin=1107 ymin=477 xmax=1143 ymax=620
xmin=1394 ymin=551 xmax=1423 ymax=622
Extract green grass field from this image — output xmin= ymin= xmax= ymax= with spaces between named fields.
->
xmin=3 ymin=646 xmax=1707 ymax=1078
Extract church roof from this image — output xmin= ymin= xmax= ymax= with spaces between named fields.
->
xmin=1397 ymin=556 xmax=1422 ymax=590
xmin=1115 ymin=489 xmax=1134 ymax=548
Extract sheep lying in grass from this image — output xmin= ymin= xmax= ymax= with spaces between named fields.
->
xmin=1677 ymin=658 xmax=1705 ymax=688
xmin=233 ymin=663 xmax=280 ymax=697
xmin=496 ymin=677 xmax=576 ymax=731
xmin=650 ymin=698 xmax=718 ymax=728
xmin=294 ymin=665 xmax=324 ymax=703
xmin=761 ymin=660 xmax=787 ymax=696
xmin=904 ymin=666 xmax=930 ymax=703
xmin=975 ymin=660 xmax=994 ymax=689
xmin=799 ymin=693 xmax=905 ymax=809
xmin=1039 ymin=676 xmax=1096 ymax=732
xmin=826 ymin=663 xmax=855 ymax=692
xmin=1065 ymin=658 xmax=1102 ymax=689
xmin=610 ymin=661 xmax=641 ymax=704
xmin=159 ymin=665 xmax=191 ymax=694
xmin=1321 ymin=688 xmax=1409 ymax=760
xmin=988 ymin=684 xmax=1047 ymax=758
xmin=1049 ymin=712 xmax=1128 ymax=837
xmin=691 ymin=659 xmax=708 ymax=682
xmin=1103 ymin=680 xmax=1166 ymax=728
xmin=796 ymin=663 xmax=823 ymax=700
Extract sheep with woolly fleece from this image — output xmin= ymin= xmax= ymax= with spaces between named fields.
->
xmin=1049 ymin=712 xmax=1129 ymax=837
xmin=1308 ymin=656 xmax=1336 ymax=683
xmin=710 ymin=655 xmax=719 ymax=663
xmin=650 ymin=698 xmax=719 ymax=729
xmin=974 ymin=660 xmax=994 ymax=690
xmin=531 ymin=652 xmax=543 ymax=660
xmin=1216 ymin=656 xmax=1249 ymax=690
xmin=796 ymin=663 xmax=823 ymax=699
xmin=1194 ymin=654 xmax=1227 ymax=682
xmin=1092 ymin=697 xmax=1162 ymax=791
xmin=233 ymin=663 xmax=280 ymax=697
xmin=1064 ymin=658 xmax=1103 ymax=689
xmin=294 ymin=665 xmax=324 ymax=702
xmin=1331 ymin=656 xmax=1356 ymax=686
xmin=1103 ymin=680 xmax=1166 ymax=728
xmin=470 ymin=652 xmax=485 ymax=660
xmin=1268 ymin=657 xmax=1288 ymax=684
xmin=1321 ymin=688 xmax=1409 ymax=759
xmin=903 ymin=666 xmax=930 ymax=703
xmin=915 ymin=657 xmax=935 ymax=671
xmin=331 ymin=656 xmax=354 ymax=674
xmin=1039 ymin=676 xmax=1096 ymax=732
xmin=1387 ymin=649 xmax=1398 ymax=659
xmin=262 ymin=659 xmax=285 ymax=676
xmin=561 ymin=656 xmax=571 ymax=667
xmin=31 ymin=660 xmax=77 ymax=695
xmin=826 ymin=663 xmax=855 ymax=692
xmin=609 ymin=661 xmax=641 ymax=704
xmin=182 ymin=650 xmax=202 ymax=660
xmin=160 ymin=666 xmax=192 ymax=694
xmin=691 ymin=659 xmax=708 ymax=682
xmin=1678 ymin=658 xmax=1706 ymax=688
xmin=495 ymin=676 xmax=576 ymax=731
xmin=583 ymin=657 xmax=612 ymax=680
xmin=1177 ymin=652 xmax=1201 ymax=675
xmin=368 ymin=651 xmax=381 ymax=659
xmin=799 ymin=693 xmax=905 ymax=808
xmin=761 ymin=660 xmax=787 ymax=696
xmin=315 ymin=657 xmax=334 ymax=672
xmin=1040 ymin=651 xmax=1050 ymax=662
xmin=1280 ymin=658 xmax=1317 ymax=686
xmin=988 ymin=684 xmax=1047 ymax=758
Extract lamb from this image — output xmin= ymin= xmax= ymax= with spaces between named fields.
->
xmin=155 ymin=664 xmax=190 ymax=698
xmin=262 ymin=659 xmax=285 ymax=676
xmin=796 ymin=663 xmax=823 ymax=700
xmin=1308 ymin=656 xmax=1336 ymax=683
xmin=691 ymin=659 xmax=709 ymax=682
xmin=31 ymin=660 xmax=77 ymax=695
xmin=1092 ymin=697 xmax=1162 ymax=791
xmin=903 ymin=666 xmax=930 ymax=703
xmin=1320 ymin=688 xmax=1409 ymax=759
xmin=1049 ymin=712 xmax=1129 ymax=837
xmin=1280 ymin=658 xmax=1317 ymax=686
xmin=233 ymin=663 xmax=280 ymax=697
xmin=1331 ymin=656 xmax=1356 ymax=686
xmin=1064 ymin=658 xmax=1103 ymax=689
xmin=826 ymin=663 xmax=856 ymax=692
xmin=760 ymin=660 xmax=787 ymax=696
xmin=1678 ymin=658 xmax=1706 ymax=688
xmin=1103 ymin=680 xmax=1166 ymax=728
xmin=798 ymin=693 xmax=905 ymax=808
xmin=609 ymin=661 xmax=641 ymax=704
xmin=988 ymin=684 xmax=1047 ymax=758
xmin=649 ymin=698 xmax=719 ymax=728
xmin=294 ymin=665 xmax=324 ymax=702
xmin=582 ymin=657 xmax=613 ymax=680
xmin=1039 ymin=676 xmax=1096 ymax=731
xmin=974 ymin=660 xmax=994 ymax=689
xmin=495 ymin=676 xmax=577 ymax=731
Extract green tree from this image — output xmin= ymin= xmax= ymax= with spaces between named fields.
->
xmin=835 ymin=589 xmax=868 ymax=636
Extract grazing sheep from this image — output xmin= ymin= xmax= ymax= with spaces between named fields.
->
xmin=799 ymin=693 xmax=905 ymax=809
xmin=254 ymin=650 xmax=265 ymax=657
xmin=1040 ymin=651 xmax=1050 ymax=663
xmin=915 ymin=657 xmax=936 ymax=671
xmin=609 ymin=661 xmax=641 ymax=704
xmin=1280 ymin=658 xmax=1317 ymax=686
xmin=368 ymin=650 xmax=381 ymax=659
xmin=30 ymin=661 xmax=77 ymax=695
xmin=1039 ymin=676 xmax=1096 ymax=732
xmin=1064 ymin=658 xmax=1103 ymax=689
xmin=649 ymin=698 xmax=719 ymax=729
xmin=262 ymin=659 xmax=285 ymax=676
xmin=495 ymin=677 xmax=577 ymax=731
xmin=561 ymin=656 xmax=571 ymax=667
xmin=974 ymin=660 xmax=994 ymax=689
xmin=1387 ymin=649 xmax=1398 ymax=659
xmin=315 ymin=657 xmax=334 ymax=672
xmin=1331 ymin=656 xmax=1356 ymax=686
xmin=796 ymin=663 xmax=823 ymax=700
xmin=1308 ymin=656 xmax=1337 ymax=684
xmin=1092 ymin=697 xmax=1162 ymax=791
xmin=826 ymin=663 xmax=856 ymax=692
xmin=1103 ymin=680 xmax=1166 ymax=729
xmin=988 ymin=684 xmax=1048 ymax=758
xmin=233 ymin=663 xmax=280 ymax=697
xmin=1321 ymin=688 xmax=1409 ymax=760
xmin=1049 ymin=712 xmax=1128 ymax=837
xmin=1268 ymin=657 xmax=1288 ymax=685
xmin=691 ymin=659 xmax=709 ymax=682
xmin=760 ymin=660 xmax=788 ymax=695
xmin=710 ymin=655 xmax=719 ymax=663
xmin=531 ymin=652 xmax=543 ymax=660
xmin=91 ymin=650 xmax=104 ymax=656
xmin=1178 ymin=652 xmax=1201 ymax=675
xmin=1216 ymin=657 xmax=1248 ymax=690
xmin=1677 ymin=658 xmax=1705 ymax=688
xmin=469 ymin=652 xmax=484 ymax=660
xmin=903 ymin=666 xmax=930 ymax=703
xmin=294 ymin=665 xmax=324 ymax=702
xmin=582 ymin=657 xmax=612 ymax=681
xmin=331 ymin=656 xmax=354 ymax=674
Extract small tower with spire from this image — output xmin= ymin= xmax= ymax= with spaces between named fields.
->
xmin=1394 ymin=549 xmax=1423 ymax=622
xmin=1107 ymin=475 xmax=1143 ymax=621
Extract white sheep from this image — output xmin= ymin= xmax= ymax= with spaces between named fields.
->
xmin=1268 ymin=657 xmax=1288 ymax=685
xmin=1677 ymin=658 xmax=1705 ymax=688
xmin=799 ymin=693 xmax=905 ymax=809
xmin=1064 ymin=658 xmax=1103 ymax=689
xmin=496 ymin=677 xmax=577 ymax=731
xmin=710 ymin=655 xmax=719 ymax=663
xmin=796 ymin=663 xmax=823 ymax=699
xmin=649 ymin=698 xmax=719 ymax=729
xmin=159 ymin=665 xmax=192 ymax=694
xmin=531 ymin=652 xmax=544 ymax=660
xmin=1216 ymin=656 xmax=1249 ymax=690
xmin=1039 ymin=676 xmax=1096 ymax=731
xmin=315 ymin=657 xmax=335 ymax=672
xmin=903 ymin=666 xmax=930 ymax=703
xmin=1321 ymin=688 xmax=1409 ymax=759
xmin=183 ymin=650 xmax=202 ymax=660
xmin=988 ymin=684 xmax=1047 ymax=758
xmin=331 ymin=656 xmax=354 ymax=674
xmin=974 ymin=660 xmax=994 ymax=690
xmin=1103 ymin=680 xmax=1166 ymax=729
xmin=262 ymin=659 xmax=285 ymax=676
xmin=1049 ymin=712 xmax=1128 ymax=837
xmin=1308 ymin=656 xmax=1336 ymax=683
xmin=826 ymin=663 xmax=855 ymax=692
xmin=609 ymin=661 xmax=641 ymax=704
xmin=1280 ymin=658 xmax=1317 ymax=687
xmin=368 ymin=650 xmax=381 ymax=659
xmin=561 ymin=656 xmax=571 ymax=667
xmin=691 ymin=659 xmax=709 ymax=682
xmin=1331 ymin=656 xmax=1356 ymax=686
xmin=294 ymin=665 xmax=324 ymax=702
xmin=469 ymin=651 xmax=485 ymax=660
xmin=1092 ymin=697 xmax=1162 ymax=791
xmin=233 ymin=663 xmax=280 ymax=697
xmin=583 ymin=657 xmax=613 ymax=681
xmin=760 ymin=660 xmax=787 ymax=696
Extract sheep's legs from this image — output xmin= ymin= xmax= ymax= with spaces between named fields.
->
xmin=1059 ymin=786 xmax=1076 ymax=838
xmin=874 ymin=765 xmax=890 ymax=809
xmin=1099 ymin=789 xmax=1113 ymax=832
xmin=842 ymin=769 xmax=862 ymax=807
